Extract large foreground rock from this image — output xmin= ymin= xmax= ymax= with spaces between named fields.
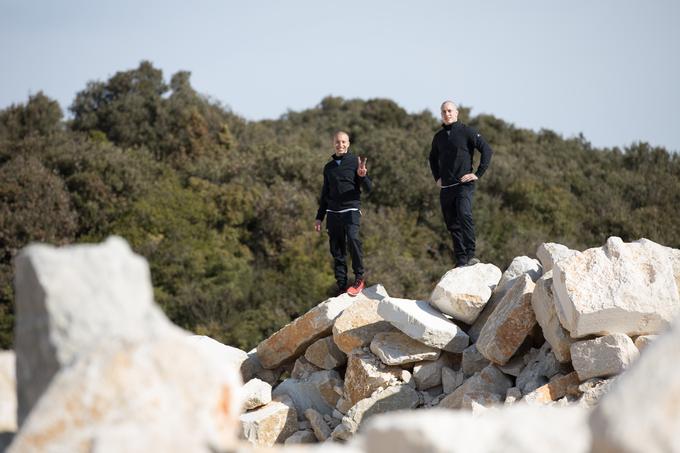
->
xmin=590 ymin=312 xmax=680 ymax=452
xmin=553 ymin=237 xmax=680 ymax=338
xmin=361 ymin=404 xmax=591 ymax=453
xmin=0 ymin=351 xmax=16 ymax=432
xmin=476 ymin=274 xmax=537 ymax=365
xmin=332 ymin=284 xmax=393 ymax=354
xmin=429 ymin=263 xmax=502 ymax=324
xmin=257 ymin=294 xmax=354 ymax=369
xmin=9 ymin=336 xmax=243 ymax=453
xmin=13 ymin=237 xmax=179 ymax=424
xmin=378 ymin=297 xmax=469 ymax=353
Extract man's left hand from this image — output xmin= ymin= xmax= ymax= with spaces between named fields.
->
xmin=460 ymin=173 xmax=478 ymax=183
xmin=357 ymin=156 xmax=368 ymax=177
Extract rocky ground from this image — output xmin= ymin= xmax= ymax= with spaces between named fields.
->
xmin=1 ymin=235 xmax=679 ymax=452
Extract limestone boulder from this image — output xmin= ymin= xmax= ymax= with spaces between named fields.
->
xmin=590 ymin=312 xmax=680 ymax=453
xmin=240 ymin=395 xmax=298 ymax=447
xmin=461 ymin=344 xmax=490 ymax=377
xmin=377 ymin=297 xmax=469 ymax=353
xmin=429 ymin=263 xmax=502 ymax=324
xmin=536 ymin=242 xmax=579 ymax=272
xmin=242 ymin=378 xmax=272 ymax=411
xmin=530 ymin=271 xmax=575 ymax=363
xmin=241 ymin=350 xmax=280 ymax=385
xmin=412 ymin=353 xmax=456 ymax=390
xmin=272 ymin=370 xmax=343 ymax=418
xmin=12 ymin=237 xmax=179 ymax=424
xmin=304 ymin=336 xmax=346 ymax=370
xmin=9 ymin=336 xmax=243 ymax=453
xmin=361 ymin=405 xmax=591 ymax=453
xmin=256 ymin=293 xmax=354 ymax=369
xmin=571 ymin=333 xmax=639 ymax=381
xmin=291 ymin=356 xmax=322 ymax=379
xmin=304 ymin=408 xmax=331 ymax=442
xmin=370 ymin=331 xmax=440 ymax=365
xmin=523 ymin=372 xmax=580 ymax=405
xmin=332 ymin=284 xmax=392 ymax=354
xmin=438 ymin=364 xmax=512 ymax=410
xmin=442 ymin=367 xmax=464 ymax=394
xmin=186 ymin=335 xmax=248 ymax=372
xmin=284 ymin=429 xmax=317 ymax=444
xmin=343 ymin=350 xmax=403 ymax=406
xmin=553 ymin=237 xmax=680 ymax=338
xmin=476 ymin=274 xmax=537 ymax=365
xmin=634 ymin=334 xmax=658 ymax=351
xmin=515 ymin=342 xmax=568 ymax=395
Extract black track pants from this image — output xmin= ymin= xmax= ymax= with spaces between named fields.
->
xmin=326 ymin=210 xmax=364 ymax=287
xmin=440 ymin=183 xmax=476 ymax=264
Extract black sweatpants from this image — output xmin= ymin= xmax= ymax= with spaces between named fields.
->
xmin=440 ymin=183 xmax=476 ymax=264
xmin=326 ymin=210 xmax=364 ymax=287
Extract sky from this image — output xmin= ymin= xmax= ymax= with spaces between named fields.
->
xmin=1 ymin=0 xmax=679 ymax=152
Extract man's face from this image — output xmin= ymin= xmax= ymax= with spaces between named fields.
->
xmin=441 ymin=102 xmax=458 ymax=125
xmin=334 ymin=133 xmax=350 ymax=155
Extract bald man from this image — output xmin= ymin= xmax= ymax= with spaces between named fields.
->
xmin=429 ymin=101 xmax=493 ymax=267
xmin=315 ymin=131 xmax=372 ymax=296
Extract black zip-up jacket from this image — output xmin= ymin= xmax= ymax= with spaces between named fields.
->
xmin=316 ymin=152 xmax=372 ymax=221
xmin=429 ymin=122 xmax=493 ymax=186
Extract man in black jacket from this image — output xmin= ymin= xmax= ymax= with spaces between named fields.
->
xmin=429 ymin=100 xmax=493 ymax=267
xmin=315 ymin=131 xmax=372 ymax=296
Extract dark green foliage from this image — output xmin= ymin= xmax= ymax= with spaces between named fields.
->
xmin=1 ymin=62 xmax=679 ymax=350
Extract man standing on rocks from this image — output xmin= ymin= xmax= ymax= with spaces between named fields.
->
xmin=315 ymin=131 xmax=372 ymax=296
xmin=429 ymin=100 xmax=493 ymax=267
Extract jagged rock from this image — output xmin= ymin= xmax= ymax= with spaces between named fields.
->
xmin=412 ymin=353 xmax=456 ymax=390
xmin=304 ymin=408 xmax=331 ymax=442
xmin=305 ymin=336 xmax=346 ymax=370
xmin=284 ymin=429 xmax=317 ymax=444
xmin=461 ymin=344 xmax=490 ymax=377
xmin=242 ymin=378 xmax=272 ymax=410
xmin=344 ymin=350 xmax=403 ymax=405
xmin=516 ymin=343 xmax=567 ymax=394
xmin=523 ymin=372 xmax=580 ymax=405
xmin=553 ymin=237 xmax=680 ymax=338
xmin=577 ymin=378 xmax=615 ymax=407
xmin=272 ymin=370 xmax=343 ymax=418
xmin=571 ymin=333 xmax=639 ymax=381
xmin=476 ymin=274 xmax=537 ymax=365
xmin=332 ymin=284 xmax=393 ymax=354
xmin=498 ymin=354 xmax=525 ymax=377
xmin=361 ymin=405 xmax=591 ymax=453
xmin=9 ymin=336 xmax=243 ymax=453
xmin=468 ymin=256 xmax=542 ymax=342
xmin=370 ymin=331 xmax=440 ymax=365
xmin=460 ymin=391 xmax=503 ymax=409
xmin=590 ymin=312 xmax=680 ymax=453
xmin=239 ymin=395 xmax=298 ymax=447
xmin=241 ymin=349 xmax=280 ymax=385
xmin=429 ymin=263 xmax=502 ymax=324
xmin=340 ymin=384 xmax=421 ymax=436
xmin=438 ymin=364 xmax=512 ymax=409
xmin=377 ymin=297 xmax=469 ymax=353
xmin=256 ymin=293 xmax=354 ymax=369
xmin=12 ymin=237 xmax=179 ymax=425
xmin=633 ymin=334 xmax=658 ymax=351
xmin=335 ymin=396 xmax=353 ymax=415
xmin=505 ymin=387 xmax=522 ymax=405
xmin=530 ymin=271 xmax=575 ymax=363
xmin=0 ymin=350 xmax=16 ymax=432
xmin=442 ymin=367 xmax=464 ymax=394
xmin=291 ymin=356 xmax=322 ymax=379
xmin=536 ymin=242 xmax=579 ymax=272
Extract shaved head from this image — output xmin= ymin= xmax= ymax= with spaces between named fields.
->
xmin=334 ymin=130 xmax=350 ymax=141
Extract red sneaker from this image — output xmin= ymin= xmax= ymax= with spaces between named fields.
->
xmin=347 ymin=277 xmax=365 ymax=297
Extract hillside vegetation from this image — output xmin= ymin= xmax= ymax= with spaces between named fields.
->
xmin=1 ymin=61 xmax=678 ymax=349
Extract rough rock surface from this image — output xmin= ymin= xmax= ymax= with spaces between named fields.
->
xmin=242 ymin=378 xmax=272 ymax=410
xmin=0 ymin=351 xmax=16 ymax=432
xmin=304 ymin=408 xmax=331 ymax=441
xmin=412 ymin=354 xmax=456 ymax=390
xmin=13 ymin=237 xmax=179 ymax=424
xmin=536 ymin=242 xmax=579 ymax=272
xmin=339 ymin=384 xmax=420 ymax=436
xmin=461 ymin=344 xmax=490 ymax=377
xmin=332 ymin=284 xmax=392 ymax=354
xmin=523 ymin=372 xmax=580 ymax=405
xmin=571 ymin=333 xmax=639 ymax=381
xmin=239 ymin=395 xmax=298 ymax=447
xmin=304 ymin=336 xmax=346 ymax=370
xmin=370 ymin=331 xmax=440 ymax=365
xmin=438 ymin=364 xmax=513 ymax=409
xmin=476 ymin=274 xmax=537 ymax=365
xmin=257 ymin=293 xmax=354 ymax=369
xmin=429 ymin=263 xmax=502 ymax=324
xmin=378 ymin=297 xmax=469 ymax=353
xmin=530 ymin=271 xmax=575 ymax=363
xmin=344 ymin=350 xmax=403 ymax=405
xmin=442 ymin=367 xmax=465 ymax=394
xmin=273 ymin=370 xmax=343 ymax=417
xmin=553 ymin=236 xmax=680 ymax=338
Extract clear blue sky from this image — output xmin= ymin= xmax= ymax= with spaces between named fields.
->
xmin=1 ymin=0 xmax=679 ymax=151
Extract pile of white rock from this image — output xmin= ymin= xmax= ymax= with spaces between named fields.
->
xmin=2 ymin=235 xmax=679 ymax=453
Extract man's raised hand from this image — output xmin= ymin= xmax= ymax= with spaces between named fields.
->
xmin=357 ymin=156 xmax=368 ymax=177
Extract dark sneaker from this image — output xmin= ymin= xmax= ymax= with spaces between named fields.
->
xmin=455 ymin=260 xmax=468 ymax=268
xmin=347 ymin=277 xmax=365 ymax=297
xmin=466 ymin=257 xmax=480 ymax=266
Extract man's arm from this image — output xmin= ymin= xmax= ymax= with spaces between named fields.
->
xmin=473 ymin=130 xmax=493 ymax=178
xmin=315 ymin=172 xmax=329 ymax=231
xmin=429 ymin=137 xmax=440 ymax=182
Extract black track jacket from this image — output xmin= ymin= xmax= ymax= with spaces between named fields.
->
xmin=316 ymin=152 xmax=372 ymax=222
xmin=429 ymin=122 xmax=493 ymax=186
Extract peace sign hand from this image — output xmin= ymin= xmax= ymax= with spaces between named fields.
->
xmin=357 ymin=156 xmax=368 ymax=177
